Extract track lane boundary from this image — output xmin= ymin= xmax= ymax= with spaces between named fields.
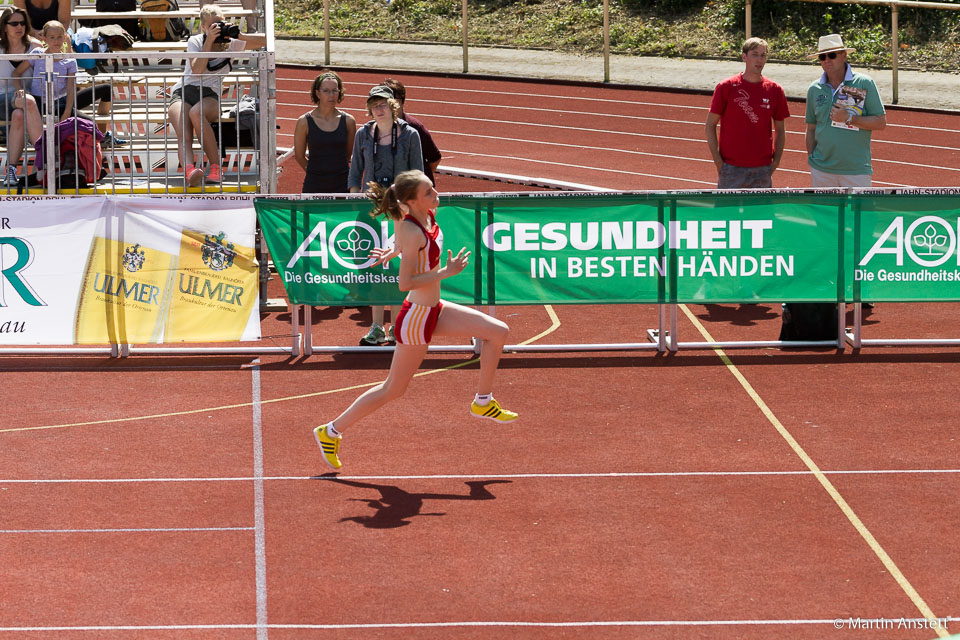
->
xmin=678 ymin=304 xmax=950 ymax=638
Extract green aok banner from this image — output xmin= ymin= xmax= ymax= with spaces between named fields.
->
xmin=255 ymin=191 xmax=960 ymax=305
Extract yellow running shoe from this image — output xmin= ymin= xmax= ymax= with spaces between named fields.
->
xmin=314 ymin=424 xmax=342 ymax=469
xmin=470 ymin=398 xmax=519 ymax=423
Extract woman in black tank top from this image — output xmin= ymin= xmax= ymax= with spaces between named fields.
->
xmin=293 ymin=70 xmax=356 ymax=193
xmin=13 ymin=0 xmax=68 ymax=37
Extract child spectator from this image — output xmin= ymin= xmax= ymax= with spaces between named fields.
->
xmin=24 ymin=21 xmax=127 ymax=145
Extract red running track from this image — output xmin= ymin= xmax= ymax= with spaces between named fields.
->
xmin=0 ymin=66 xmax=959 ymax=640
xmin=274 ymin=65 xmax=960 ymax=192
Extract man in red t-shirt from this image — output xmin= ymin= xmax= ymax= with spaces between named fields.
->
xmin=705 ymin=38 xmax=790 ymax=189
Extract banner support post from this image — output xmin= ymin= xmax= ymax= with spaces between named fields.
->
xmin=304 ymin=305 xmax=313 ymax=356
xmin=669 ymin=304 xmax=679 ymax=352
xmin=657 ymin=304 xmax=667 ymax=352
xmin=852 ymin=303 xmax=863 ymax=349
xmin=291 ymin=304 xmax=301 ymax=357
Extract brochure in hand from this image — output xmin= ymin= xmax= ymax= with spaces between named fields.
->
xmin=831 ymin=84 xmax=866 ymax=131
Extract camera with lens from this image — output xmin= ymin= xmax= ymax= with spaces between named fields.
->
xmin=213 ymin=21 xmax=241 ymax=43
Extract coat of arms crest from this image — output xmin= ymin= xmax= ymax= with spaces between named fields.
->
xmin=202 ymin=232 xmax=236 ymax=272
xmin=122 ymin=244 xmax=146 ymax=273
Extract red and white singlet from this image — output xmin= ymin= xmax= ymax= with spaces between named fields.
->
xmin=394 ymin=211 xmax=445 ymax=345
xmin=404 ymin=211 xmax=443 ymax=275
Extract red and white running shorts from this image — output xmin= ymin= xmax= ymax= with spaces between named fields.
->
xmin=394 ymin=299 xmax=443 ymax=345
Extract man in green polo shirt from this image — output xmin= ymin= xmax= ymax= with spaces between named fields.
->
xmin=805 ymin=34 xmax=886 ymax=187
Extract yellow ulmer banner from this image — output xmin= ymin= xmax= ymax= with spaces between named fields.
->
xmin=164 ymin=229 xmax=258 ymax=342
xmin=74 ymin=234 xmax=177 ymax=344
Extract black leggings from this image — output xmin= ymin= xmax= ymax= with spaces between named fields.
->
xmin=35 ymin=83 xmax=113 ymax=119
xmin=76 ymin=84 xmax=112 ymax=110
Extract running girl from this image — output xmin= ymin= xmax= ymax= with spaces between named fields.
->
xmin=314 ymin=169 xmax=518 ymax=469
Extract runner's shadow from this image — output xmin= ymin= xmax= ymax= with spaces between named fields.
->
xmin=313 ymin=477 xmax=511 ymax=529
xmin=696 ymin=303 xmax=779 ymax=327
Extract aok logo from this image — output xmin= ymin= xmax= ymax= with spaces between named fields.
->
xmin=286 ymin=220 xmax=391 ymax=270
xmin=861 ymin=215 xmax=960 ymax=268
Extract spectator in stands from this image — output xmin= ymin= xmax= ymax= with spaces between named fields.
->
xmin=349 ymin=84 xmax=423 ymax=346
xmin=22 ymin=21 xmax=127 ymax=151
xmin=805 ymin=33 xmax=886 ymax=187
xmin=382 ymin=77 xmax=442 ymax=186
xmin=293 ymin=70 xmax=355 ymax=193
xmin=12 ymin=0 xmax=69 ymax=39
xmin=0 ymin=8 xmax=42 ymax=186
xmin=168 ymin=3 xmax=266 ymax=187
xmin=705 ymin=37 xmax=789 ymax=189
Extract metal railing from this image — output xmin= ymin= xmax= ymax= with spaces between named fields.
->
xmin=316 ymin=0 xmax=954 ymax=96
xmin=318 ymin=0 xmax=619 ymax=82
xmin=0 ymin=49 xmax=276 ymax=195
xmin=746 ymin=0 xmax=960 ymax=104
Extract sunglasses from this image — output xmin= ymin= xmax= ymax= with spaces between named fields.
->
xmin=6 ymin=20 xmax=26 ymax=27
xmin=818 ymin=51 xmax=839 ymax=61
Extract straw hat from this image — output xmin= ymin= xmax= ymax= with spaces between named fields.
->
xmin=808 ymin=33 xmax=856 ymax=58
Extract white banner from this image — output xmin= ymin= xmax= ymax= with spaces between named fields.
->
xmin=0 ymin=196 xmax=260 ymax=345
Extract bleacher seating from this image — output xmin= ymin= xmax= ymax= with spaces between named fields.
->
xmin=0 ymin=0 xmax=268 ymax=194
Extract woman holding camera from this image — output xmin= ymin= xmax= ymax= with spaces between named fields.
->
xmin=168 ymin=3 xmax=264 ymax=187
xmin=348 ymin=84 xmax=423 ymax=346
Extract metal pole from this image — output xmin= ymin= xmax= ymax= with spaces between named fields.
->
xmin=324 ymin=0 xmax=330 ymax=66
xmin=891 ymin=3 xmax=899 ymax=104
xmin=259 ymin=51 xmax=277 ymax=194
xmin=746 ymin=0 xmax=752 ymax=40
xmin=44 ymin=56 xmax=56 ymax=192
xmin=462 ymin=0 xmax=468 ymax=73
xmin=603 ymin=0 xmax=610 ymax=82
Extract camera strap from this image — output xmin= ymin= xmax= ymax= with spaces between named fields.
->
xmin=371 ymin=122 xmax=397 ymax=160
xmin=207 ymin=57 xmax=232 ymax=72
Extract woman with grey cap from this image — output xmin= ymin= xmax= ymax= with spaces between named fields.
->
xmin=349 ymin=84 xmax=423 ymax=346
xmin=348 ymin=84 xmax=423 ymax=192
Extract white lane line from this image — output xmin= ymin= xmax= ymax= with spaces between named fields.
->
xmin=442 ymin=149 xmax=715 ymax=186
xmin=273 ymin=80 xmax=713 ymax=111
xmin=274 ymin=108 xmax=960 ymax=160
xmin=275 ymin=100 xmax=712 ymax=129
xmin=275 ymin=99 xmax=960 ymax=151
xmin=251 ymin=363 xmax=269 ymax=640
xmin=440 ymin=149 xmax=912 ymax=186
xmin=0 ymin=617 xmax=955 ymax=631
xmin=275 ymin=82 xmax=960 ymax=134
xmin=678 ymin=305 xmax=950 ymax=637
xmin=2 ymin=469 xmax=960 ymax=484
xmin=0 ymin=527 xmax=253 ymax=533
xmin=273 ymin=131 xmax=910 ymax=186
xmin=274 ymin=112 xmax=952 ymax=178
